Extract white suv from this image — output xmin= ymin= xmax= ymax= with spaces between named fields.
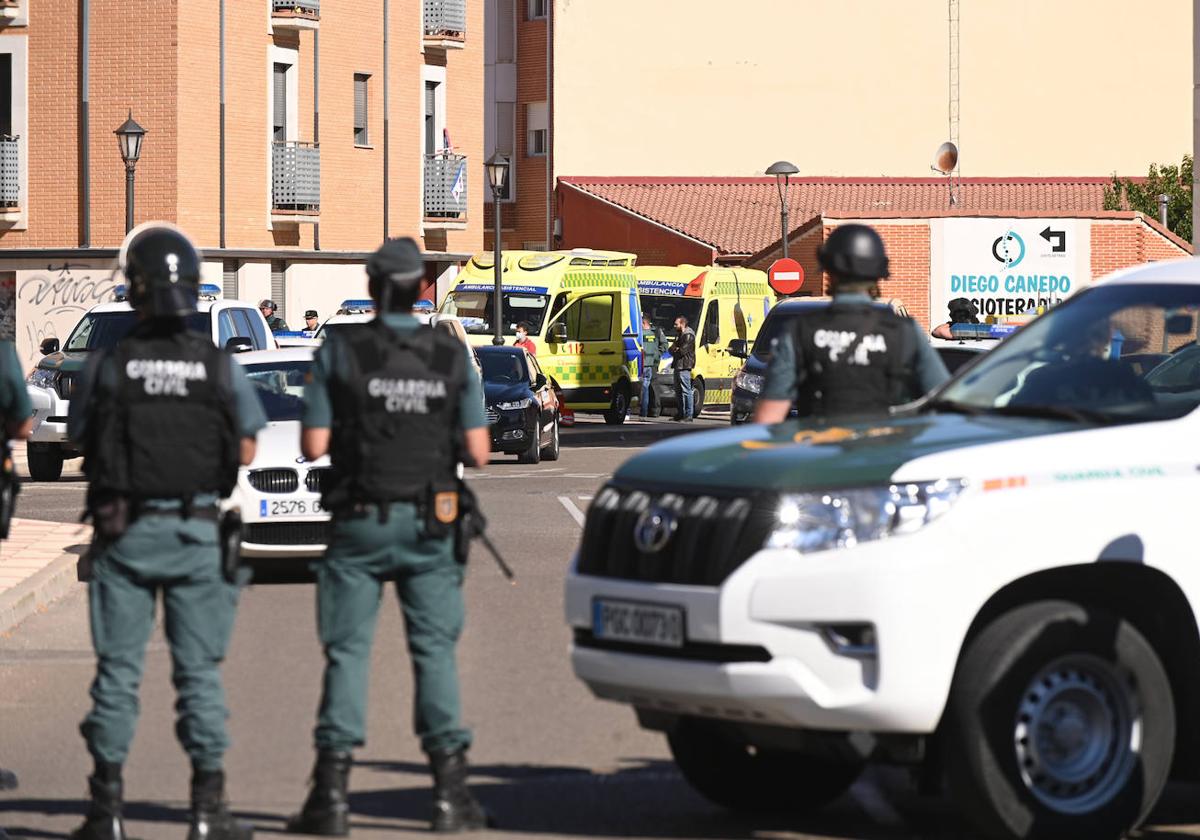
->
xmin=566 ymin=259 xmax=1200 ymax=840
xmin=25 ymin=285 xmax=274 ymax=481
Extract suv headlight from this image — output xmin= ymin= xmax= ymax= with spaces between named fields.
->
xmin=496 ymin=398 xmax=532 ymax=411
xmin=27 ymin=369 xmax=55 ymax=389
xmin=767 ymin=479 xmax=967 ymax=553
xmin=734 ymin=370 xmax=763 ymax=394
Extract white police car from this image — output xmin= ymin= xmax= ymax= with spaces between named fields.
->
xmin=567 ymin=259 xmax=1200 ymax=840
xmin=25 ymin=284 xmax=274 ymax=481
xmin=230 ymin=347 xmax=330 ymax=569
xmin=314 ymin=298 xmax=377 ymax=339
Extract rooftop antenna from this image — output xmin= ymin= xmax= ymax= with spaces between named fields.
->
xmin=931 ymin=0 xmax=961 ymax=207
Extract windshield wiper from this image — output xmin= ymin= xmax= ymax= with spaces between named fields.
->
xmin=923 ymin=398 xmax=987 ymax=416
xmin=986 ymin=404 xmax=1114 ymax=425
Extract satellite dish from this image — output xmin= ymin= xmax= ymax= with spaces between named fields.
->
xmin=933 ymin=141 xmax=959 ymax=175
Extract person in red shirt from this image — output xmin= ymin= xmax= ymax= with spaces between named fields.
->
xmin=514 ymin=321 xmax=536 ymax=356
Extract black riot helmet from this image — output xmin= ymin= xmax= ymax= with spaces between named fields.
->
xmin=818 ymin=224 xmax=890 ymax=287
xmin=119 ymin=222 xmax=202 ymax=318
xmin=366 ymin=237 xmax=425 ymax=313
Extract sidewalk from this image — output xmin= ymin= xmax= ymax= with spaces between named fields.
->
xmin=0 ymin=517 xmax=90 ymax=634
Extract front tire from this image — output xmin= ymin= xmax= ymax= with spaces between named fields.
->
xmin=516 ymin=415 xmax=541 ymax=465
xmin=541 ymin=415 xmax=560 ymax=461
xmin=944 ymin=600 xmax=1174 ymax=840
xmin=27 ymin=444 xmax=64 ymax=482
xmin=603 ymin=384 xmax=629 ymax=425
xmin=690 ymin=378 xmax=706 ymax=418
xmin=667 ymin=718 xmax=863 ymax=814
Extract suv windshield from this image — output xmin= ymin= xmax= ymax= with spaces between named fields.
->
xmin=935 ymin=283 xmax=1200 ymax=424
xmin=63 ymin=311 xmax=211 ymax=352
xmin=640 ymin=296 xmax=702 ymax=340
xmin=440 ymin=290 xmax=550 ymax=336
xmin=243 ymin=359 xmax=310 ymax=421
xmin=479 ymin=352 xmax=528 ymax=384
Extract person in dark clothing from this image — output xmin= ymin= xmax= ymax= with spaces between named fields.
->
xmin=259 ymin=299 xmax=289 ymax=333
xmin=669 ymin=316 xmax=696 ymax=421
xmin=638 ymin=313 xmax=666 ymax=419
xmin=931 ymin=297 xmax=981 ymax=339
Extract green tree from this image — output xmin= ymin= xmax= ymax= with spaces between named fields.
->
xmin=1103 ymin=155 xmax=1193 ymax=243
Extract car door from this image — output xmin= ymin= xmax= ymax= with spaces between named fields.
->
xmin=527 ymin=353 xmax=556 ymax=440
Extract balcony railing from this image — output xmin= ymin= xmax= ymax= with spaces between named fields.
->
xmin=0 ymin=137 xmax=18 ymax=208
xmin=272 ymin=141 xmax=320 ymax=214
xmin=424 ymin=153 xmax=467 ymax=220
xmin=272 ymin=0 xmax=319 ymax=22
xmin=423 ymin=0 xmax=466 ymax=39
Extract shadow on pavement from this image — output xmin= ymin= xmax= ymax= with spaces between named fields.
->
xmin=0 ymin=799 xmax=186 ymax=839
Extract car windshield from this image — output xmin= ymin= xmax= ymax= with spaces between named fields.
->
xmin=440 ymin=291 xmax=551 ymax=336
xmin=640 ymin=296 xmax=702 ymax=340
xmin=243 ymin=360 xmax=311 ymax=421
xmin=933 ymin=283 xmax=1200 ymax=424
xmin=478 ymin=352 xmax=528 ymax=384
xmin=749 ymin=308 xmax=806 ymax=361
xmin=63 ymin=311 xmax=211 ymax=351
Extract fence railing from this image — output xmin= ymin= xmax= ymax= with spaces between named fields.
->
xmin=0 ymin=137 xmax=19 ymax=208
xmin=272 ymin=0 xmax=319 ymax=20
xmin=272 ymin=142 xmax=320 ymax=212
xmin=423 ymin=0 xmax=466 ymax=37
xmin=424 ymin=153 xmax=468 ymax=219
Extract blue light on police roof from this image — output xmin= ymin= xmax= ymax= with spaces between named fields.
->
xmin=112 ymin=284 xmax=127 ymax=301
xmin=413 ymin=299 xmax=435 ymax=311
xmin=340 ymin=299 xmax=375 ymax=310
xmin=274 ymin=331 xmax=307 ymax=337
xmin=199 ymin=283 xmax=221 ymax=296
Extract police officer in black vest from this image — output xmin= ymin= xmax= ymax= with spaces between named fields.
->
xmin=67 ymin=223 xmax=265 ymax=840
xmin=754 ymin=224 xmax=949 ymax=423
xmin=287 ymin=237 xmax=491 ymax=835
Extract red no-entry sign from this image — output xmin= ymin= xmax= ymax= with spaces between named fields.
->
xmin=768 ymin=258 xmax=804 ymax=296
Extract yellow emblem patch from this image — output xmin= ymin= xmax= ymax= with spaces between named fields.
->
xmin=435 ymin=492 xmax=459 ymax=524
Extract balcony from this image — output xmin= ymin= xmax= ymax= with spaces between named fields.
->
xmin=271 ymin=0 xmax=319 ymax=31
xmin=272 ymin=141 xmax=320 ymax=222
xmin=423 ymin=153 xmax=468 ymax=228
xmin=0 ymin=136 xmax=19 ymax=220
xmin=0 ymin=0 xmax=19 ymax=22
xmin=423 ymin=0 xmax=466 ymax=48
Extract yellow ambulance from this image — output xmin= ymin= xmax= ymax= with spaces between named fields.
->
xmin=439 ymin=249 xmax=644 ymax=424
xmin=636 ymin=266 xmax=774 ymax=417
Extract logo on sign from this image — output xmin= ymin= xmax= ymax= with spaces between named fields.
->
xmin=991 ymin=230 xmax=1025 ymax=270
xmin=633 ymin=506 xmax=677 ymax=553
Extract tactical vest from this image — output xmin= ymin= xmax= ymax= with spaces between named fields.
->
xmin=323 ymin=321 xmax=464 ymax=509
xmin=791 ymin=303 xmax=916 ymax=418
xmin=86 ymin=327 xmax=238 ymax=500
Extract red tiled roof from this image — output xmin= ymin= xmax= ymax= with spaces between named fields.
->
xmin=559 ymin=176 xmax=1124 ymax=257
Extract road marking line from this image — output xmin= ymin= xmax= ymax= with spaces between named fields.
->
xmin=563 ymin=473 xmax=606 ymax=479
xmin=558 ymin=496 xmax=586 ymax=528
xmin=849 ymin=779 xmax=904 ymax=827
xmin=578 ymin=495 xmax=593 ymax=501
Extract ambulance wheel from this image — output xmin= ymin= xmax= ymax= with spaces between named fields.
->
xmin=604 ymin=385 xmax=629 ymax=425
xmin=27 ymin=444 xmax=64 ymax=482
xmin=541 ymin=415 xmax=560 ymax=461
xmin=517 ymin=421 xmax=542 ymax=465
xmin=944 ymin=600 xmax=1173 ymax=840
xmin=691 ymin=378 xmax=706 ymax=418
xmin=668 ymin=718 xmax=863 ymax=814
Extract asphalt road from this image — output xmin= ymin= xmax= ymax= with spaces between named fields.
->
xmin=4 ymin=441 xmax=1200 ymax=839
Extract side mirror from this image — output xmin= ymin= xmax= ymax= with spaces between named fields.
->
xmin=534 ymin=373 xmax=547 ymax=390
xmin=225 ymin=337 xmax=254 ymax=354
xmin=550 ymin=322 xmax=568 ymax=344
xmin=727 ymin=338 xmax=748 ymax=358
xmin=40 ymin=338 xmax=60 ymax=355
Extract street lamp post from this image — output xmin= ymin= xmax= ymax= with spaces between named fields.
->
xmin=766 ymin=160 xmax=799 ymax=261
xmin=114 ymin=112 xmax=147 ymax=234
xmin=485 ymin=153 xmax=511 ymax=347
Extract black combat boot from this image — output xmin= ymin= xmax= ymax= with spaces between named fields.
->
xmin=70 ymin=762 xmax=128 ymax=840
xmin=285 ymin=750 xmax=351 ymax=836
xmin=186 ymin=769 xmax=253 ymax=840
xmin=428 ymin=750 xmax=490 ymax=833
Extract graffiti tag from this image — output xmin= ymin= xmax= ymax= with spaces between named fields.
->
xmin=19 ymin=263 xmax=116 ymax=318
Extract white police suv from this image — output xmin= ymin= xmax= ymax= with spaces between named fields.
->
xmin=25 ymin=284 xmax=274 ymax=481
xmin=567 ymin=258 xmax=1200 ymax=840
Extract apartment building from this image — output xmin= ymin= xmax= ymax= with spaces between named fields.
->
xmin=484 ymin=0 xmax=1191 ymax=256
xmin=0 ymin=0 xmax=483 ymax=368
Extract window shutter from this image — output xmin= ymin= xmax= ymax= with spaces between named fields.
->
xmin=273 ymin=64 xmax=288 ymax=140
xmin=222 ymin=260 xmax=238 ymax=299
xmin=354 ymin=74 xmax=369 ymax=145
xmin=497 ymin=0 xmax=516 ymax=62
xmin=425 ymin=82 xmax=436 ymax=118
xmin=271 ymin=261 xmax=286 ymax=322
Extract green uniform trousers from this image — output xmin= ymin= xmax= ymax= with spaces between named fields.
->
xmin=81 ymin=515 xmax=239 ymax=772
xmin=314 ymin=502 xmax=470 ymax=756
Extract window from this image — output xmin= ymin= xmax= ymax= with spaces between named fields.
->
xmin=246 ymin=308 xmax=271 ymax=349
xmin=217 ymin=311 xmax=238 ymax=347
xmin=526 ymin=101 xmax=548 ymax=158
xmin=702 ymin=300 xmax=720 ymax=346
xmin=527 ymin=0 xmax=547 ymax=19
xmin=0 ymin=55 xmax=11 ymax=138
xmin=353 ymin=74 xmax=369 ymax=146
xmin=222 ymin=260 xmax=238 ymax=299
xmin=528 ymin=128 xmax=547 ymax=157
xmin=271 ymin=260 xmax=286 ymax=323
xmin=578 ymin=295 xmax=614 ymax=342
xmin=425 ymin=81 xmax=438 ymax=155
xmin=497 ymin=0 xmax=516 ymax=62
xmin=272 ymin=63 xmax=289 ymax=142
xmin=230 ymin=309 xmax=257 ymax=343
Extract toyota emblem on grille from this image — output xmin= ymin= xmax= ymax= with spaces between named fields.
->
xmin=634 ymin=506 xmax=677 ymax=554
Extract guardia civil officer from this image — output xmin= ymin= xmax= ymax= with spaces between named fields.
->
xmin=287 ymin=237 xmax=491 ymax=835
xmin=754 ymin=224 xmax=950 ymax=423
xmin=67 ymin=223 xmax=266 ymax=840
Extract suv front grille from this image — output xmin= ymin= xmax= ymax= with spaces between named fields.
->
xmin=305 ymin=468 xmax=329 ymax=493
xmin=248 ymin=468 xmax=299 ymax=494
xmin=244 ymin=521 xmax=330 ymax=546
xmin=576 ymin=485 xmax=776 ymax=586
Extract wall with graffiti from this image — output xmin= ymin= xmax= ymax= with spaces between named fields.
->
xmin=12 ymin=261 xmax=117 ymax=370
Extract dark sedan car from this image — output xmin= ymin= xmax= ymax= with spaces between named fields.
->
xmin=476 ymin=345 xmax=561 ymax=464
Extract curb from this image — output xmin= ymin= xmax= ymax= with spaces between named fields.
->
xmin=0 ymin=549 xmax=82 ymax=635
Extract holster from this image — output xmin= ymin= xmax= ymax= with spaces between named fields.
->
xmin=219 ymin=509 xmax=243 ymax=583
xmin=422 ymin=480 xmax=460 ymax=540
xmin=88 ymin=493 xmax=131 ymax=542
xmin=0 ymin=443 xmax=19 ymax=540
